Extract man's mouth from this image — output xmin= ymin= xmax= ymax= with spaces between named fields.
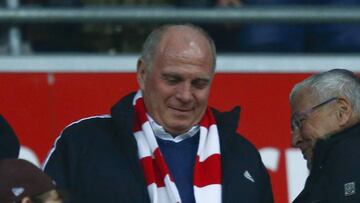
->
xmin=170 ymin=106 xmax=192 ymax=112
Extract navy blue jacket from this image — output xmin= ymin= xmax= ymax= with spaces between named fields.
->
xmin=294 ymin=122 xmax=360 ymax=203
xmin=44 ymin=92 xmax=274 ymax=203
xmin=0 ymin=115 xmax=19 ymax=160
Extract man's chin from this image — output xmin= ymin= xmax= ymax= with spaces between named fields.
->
xmin=301 ymin=152 xmax=312 ymax=170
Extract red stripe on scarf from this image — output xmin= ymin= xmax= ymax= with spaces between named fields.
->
xmin=140 ymin=156 xmax=165 ymax=187
xmin=153 ymin=148 xmax=175 ymax=183
xmin=133 ymin=98 xmax=148 ymax=132
xmin=199 ymin=108 xmax=216 ymax=128
xmin=140 ymin=148 xmax=174 ymax=187
xmin=193 ymin=154 xmax=222 ymax=187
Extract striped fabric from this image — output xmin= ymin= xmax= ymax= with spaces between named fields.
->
xmin=132 ymin=91 xmax=222 ymax=203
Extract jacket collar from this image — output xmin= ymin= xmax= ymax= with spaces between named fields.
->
xmin=213 ymin=106 xmax=242 ymax=202
xmin=312 ymin=122 xmax=360 ymax=172
xmin=110 ymin=92 xmax=147 ymax=185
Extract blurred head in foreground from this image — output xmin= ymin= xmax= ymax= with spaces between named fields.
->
xmin=0 ymin=159 xmax=63 ymax=203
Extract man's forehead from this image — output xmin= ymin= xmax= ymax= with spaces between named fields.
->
xmin=158 ymin=27 xmax=211 ymax=54
xmin=292 ymin=88 xmax=315 ymax=112
xmin=154 ymin=35 xmax=213 ymax=70
xmin=161 ymin=67 xmax=213 ymax=80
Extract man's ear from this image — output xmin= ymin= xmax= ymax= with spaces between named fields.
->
xmin=336 ymin=97 xmax=353 ymax=127
xmin=21 ymin=197 xmax=32 ymax=203
xmin=137 ymin=59 xmax=147 ymax=90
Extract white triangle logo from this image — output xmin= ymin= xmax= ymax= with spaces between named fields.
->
xmin=11 ymin=187 xmax=25 ymax=197
xmin=244 ymin=170 xmax=255 ymax=183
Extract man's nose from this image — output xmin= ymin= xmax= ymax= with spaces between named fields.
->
xmin=176 ymin=82 xmax=192 ymax=103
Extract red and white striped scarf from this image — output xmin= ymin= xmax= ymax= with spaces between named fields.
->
xmin=132 ymin=91 xmax=222 ymax=203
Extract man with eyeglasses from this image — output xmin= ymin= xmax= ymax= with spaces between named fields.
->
xmin=289 ymin=69 xmax=360 ymax=203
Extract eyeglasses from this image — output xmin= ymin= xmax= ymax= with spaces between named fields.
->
xmin=291 ymin=97 xmax=338 ymax=132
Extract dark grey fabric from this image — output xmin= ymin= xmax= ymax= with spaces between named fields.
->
xmin=293 ymin=122 xmax=360 ymax=203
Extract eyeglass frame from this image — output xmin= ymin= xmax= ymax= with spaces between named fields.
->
xmin=291 ymin=97 xmax=338 ymax=132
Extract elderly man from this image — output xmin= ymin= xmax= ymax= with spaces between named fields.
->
xmin=44 ymin=24 xmax=273 ymax=203
xmin=290 ymin=69 xmax=360 ymax=203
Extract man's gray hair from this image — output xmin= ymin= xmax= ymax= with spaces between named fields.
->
xmin=290 ymin=69 xmax=360 ymax=118
xmin=139 ymin=24 xmax=217 ymax=72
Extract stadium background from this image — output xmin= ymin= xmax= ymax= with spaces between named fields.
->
xmin=2 ymin=1 xmax=360 ymax=202
xmin=3 ymin=65 xmax=359 ymax=203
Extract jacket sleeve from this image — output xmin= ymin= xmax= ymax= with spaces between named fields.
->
xmin=43 ymin=125 xmax=82 ymax=195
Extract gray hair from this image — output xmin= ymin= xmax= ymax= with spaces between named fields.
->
xmin=290 ymin=69 xmax=360 ymax=118
xmin=139 ymin=24 xmax=217 ymax=72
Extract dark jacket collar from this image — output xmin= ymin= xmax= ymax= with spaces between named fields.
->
xmin=212 ymin=106 xmax=241 ymax=136
xmin=312 ymin=122 xmax=360 ymax=172
xmin=110 ymin=92 xmax=147 ymax=184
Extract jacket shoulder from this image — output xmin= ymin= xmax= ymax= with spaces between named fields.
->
xmin=328 ymin=133 xmax=360 ymax=174
xmin=63 ymin=115 xmax=112 ymax=133
xmin=55 ymin=115 xmax=114 ymax=148
xmin=44 ymin=115 xmax=114 ymax=167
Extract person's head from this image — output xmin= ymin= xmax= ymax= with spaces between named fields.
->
xmin=0 ymin=159 xmax=63 ymax=203
xmin=289 ymin=69 xmax=360 ymax=169
xmin=137 ymin=24 xmax=216 ymax=135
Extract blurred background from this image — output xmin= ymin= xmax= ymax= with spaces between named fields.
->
xmin=1 ymin=0 xmax=360 ymax=202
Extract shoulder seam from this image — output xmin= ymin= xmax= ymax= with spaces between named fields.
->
xmin=63 ymin=114 xmax=112 ymax=129
xmin=42 ymin=114 xmax=111 ymax=170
